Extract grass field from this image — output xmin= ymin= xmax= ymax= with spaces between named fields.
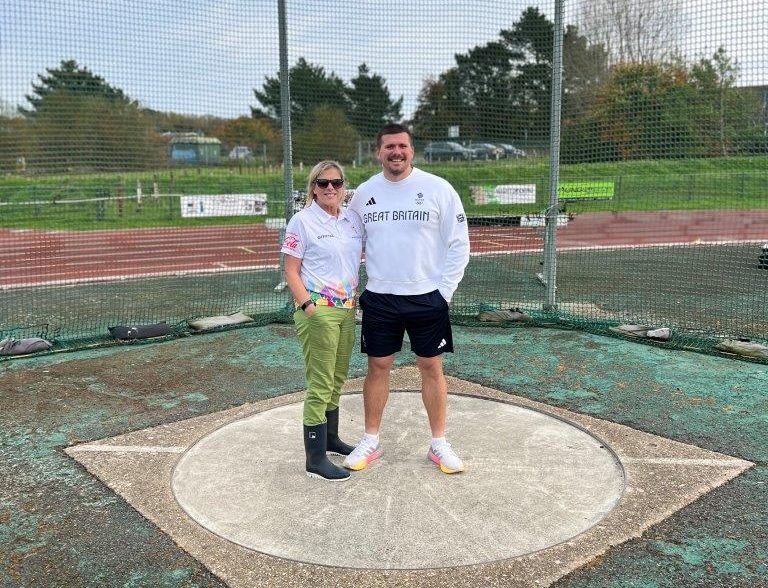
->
xmin=0 ymin=155 xmax=766 ymax=229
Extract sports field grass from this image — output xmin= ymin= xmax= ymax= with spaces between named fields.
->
xmin=1 ymin=155 xmax=766 ymax=229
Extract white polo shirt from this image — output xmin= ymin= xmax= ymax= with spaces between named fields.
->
xmin=281 ymin=201 xmax=364 ymax=308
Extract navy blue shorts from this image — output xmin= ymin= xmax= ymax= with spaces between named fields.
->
xmin=359 ymin=290 xmax=453 ymax=358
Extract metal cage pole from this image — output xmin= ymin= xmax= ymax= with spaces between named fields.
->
xmin=274 ymin=0 xmax=293 ymax=291
xmin=542 ymin=0 xmax=564 ymax=311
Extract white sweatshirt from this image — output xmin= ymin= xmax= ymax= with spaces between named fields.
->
xmin=349 ymin=167 xmax=470 ymax=302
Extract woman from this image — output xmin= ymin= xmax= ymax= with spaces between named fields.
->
xmin=281 ymin=161 xmax=363 ymax=481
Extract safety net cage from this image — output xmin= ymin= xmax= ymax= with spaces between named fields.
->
xmin=0 ymin=0 xmax=766 ymax=361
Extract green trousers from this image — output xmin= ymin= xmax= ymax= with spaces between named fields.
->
xmin=294 ymin=306 xmax=356 ymax=426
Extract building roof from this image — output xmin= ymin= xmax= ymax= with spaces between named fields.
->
xmin=169 ymin=133 xmax=221 ymax=145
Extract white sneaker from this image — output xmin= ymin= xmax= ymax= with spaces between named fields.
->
xmin=342 ymin=436 xmax=382 ymax=471
xmin=428 ymin=441 xmax=465 ymax=474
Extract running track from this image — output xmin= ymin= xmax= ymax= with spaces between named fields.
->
xmin=1 ymin=211 xmax=767 ymax=289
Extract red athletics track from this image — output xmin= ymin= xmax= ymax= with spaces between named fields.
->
xmin=1 ymin=210 xmax=767 ymax=289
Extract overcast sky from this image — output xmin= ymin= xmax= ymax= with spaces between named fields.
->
xmin=1 ymin=0 xmax=765 ymax=118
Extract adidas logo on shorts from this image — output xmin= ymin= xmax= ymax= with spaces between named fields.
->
xmin=437 ymin=338 xmax=447 ymax=349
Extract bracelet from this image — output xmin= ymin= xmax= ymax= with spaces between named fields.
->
xmin=300 ymin=299 xmax=315 ymax=311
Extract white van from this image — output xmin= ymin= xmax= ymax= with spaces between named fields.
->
xmin=229 ymin=146 xmax=253 ymax=160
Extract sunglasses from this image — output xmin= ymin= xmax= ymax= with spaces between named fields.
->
xmin=315 ymin=178 xmax=344 ymax=189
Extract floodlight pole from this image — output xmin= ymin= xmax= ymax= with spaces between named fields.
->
xmin=542 ymin=0 xmax=564 ymax=311
xmin=274 ymin=0 xmax=293 ymax=291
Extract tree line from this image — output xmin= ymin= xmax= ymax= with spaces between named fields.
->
xmin=1 ymin=5 xmax=765 ymax=174
xmin=0 ymin=57 xmax=403 ymax=173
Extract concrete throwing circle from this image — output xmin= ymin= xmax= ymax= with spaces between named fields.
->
xmin=172 ymin=392 xmax=624 ymax=569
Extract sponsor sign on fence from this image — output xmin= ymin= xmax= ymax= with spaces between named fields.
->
xmin=520 ymin=214 xmax=570 ymax=227
xmin=470 ymin=184 xmax=537 ymax=205
xmin=180 ymin=194 xmax=268 ymax=218
xmin=557 ymin=181 xmax=614 ymax=200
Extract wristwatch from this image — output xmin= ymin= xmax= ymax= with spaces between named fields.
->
xmin=300 ymin=299 xmax=315 ymax=311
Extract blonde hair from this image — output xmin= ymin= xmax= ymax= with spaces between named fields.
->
xmin=304 ymin=160 xmax=346 ymax=209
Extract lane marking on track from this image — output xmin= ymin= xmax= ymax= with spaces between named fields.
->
xmin=0 ymin=253 xmax=276 ymax=271
xmin=483 ymin=240 xmax=518 ymax=247
xmin=0 ymin=263 xmax=280 ymax=290
xmin=0 ymin=241 xmax=275 ymax=261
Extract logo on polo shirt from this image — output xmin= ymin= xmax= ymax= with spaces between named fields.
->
xmin=365 ymin=197 xmax=377 ymax=206
xmin=283 ymin=232 xmax=300 ymax=250
xmin=415 ymin=192 xmax=424 ymax=205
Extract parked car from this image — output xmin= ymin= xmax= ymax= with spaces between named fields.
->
xmin=229 ymin=145 xmax=253 ymax=160
xmin=497 ymin=143 xmax=527 ymax=158
xmin=423 ymin=141 xmax=472 ymax=162
xmin=467 ymin=142 xmax=505 ymax=160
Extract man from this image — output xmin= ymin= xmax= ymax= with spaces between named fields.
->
xmin=344 ymin=123 xmax=470 ymax=474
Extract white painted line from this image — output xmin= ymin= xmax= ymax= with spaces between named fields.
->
xmin=1 ymin=224 xmax=273 ymax=239
xmin=0 ymin=241 xmax=278 ymax=263
xmin=0 ymin=233 xmax=274 ymax=249
xmin=483 ymin=240 xmax=516 ymax=247
xmin=0 ymin=259 xmax=223 ymax=272
xmin=0 ymin=263 xmax=279 ymax=289
xmin=557 ymin=238 xmax=768 ymax=250
xmin=68 ymin=444 xmax=186 ymax=454
xmin=622 ymin=457 xmax=751 ymax=467
xmin=468 ymin=238 xmax=767 ymax=257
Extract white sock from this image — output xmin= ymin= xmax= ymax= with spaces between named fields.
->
xmin=363 ymin=432 xmax=379 ymax=444
xmin=431 ymin=436 xmax=447 ymax=449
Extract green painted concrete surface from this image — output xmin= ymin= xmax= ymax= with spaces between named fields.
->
xmin=0 ymin=325 xmax=766 ymax=587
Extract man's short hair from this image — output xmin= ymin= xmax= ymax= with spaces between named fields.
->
xmin=376 ymin=123 xmax=413 ymax=149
